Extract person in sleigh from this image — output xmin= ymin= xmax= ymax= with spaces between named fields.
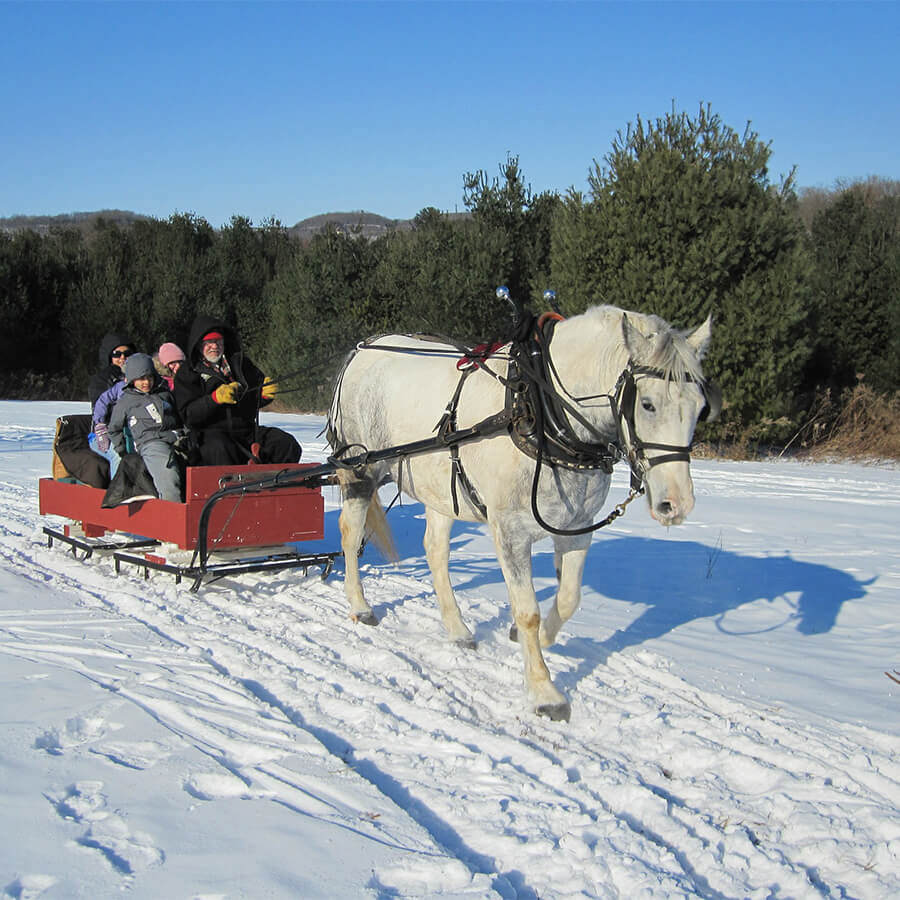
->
xmin=173 ymin=315 xmax=301 ymax=467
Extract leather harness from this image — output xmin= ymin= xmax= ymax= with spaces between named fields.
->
xmin=436 ymin=314 xmax=717 ymax=532
xmin=335 ymin=314 xmax=719 ymax=533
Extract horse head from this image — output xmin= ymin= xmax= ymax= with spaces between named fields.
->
xmin=620 ymin=313 xmax=714 ymax=526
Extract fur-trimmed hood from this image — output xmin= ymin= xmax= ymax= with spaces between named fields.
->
xmin=185 ymin=316 xmax=242 ymax=364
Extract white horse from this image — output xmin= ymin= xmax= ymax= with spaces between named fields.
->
xmin=328 ymin=305 xmax=714 ymax=721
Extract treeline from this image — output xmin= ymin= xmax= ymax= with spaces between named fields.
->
xmin=1 ymin=104 xmax=898 ymax=449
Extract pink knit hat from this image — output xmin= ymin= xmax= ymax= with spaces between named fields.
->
xmin=158 ymin=342 xmax=186 ymax=368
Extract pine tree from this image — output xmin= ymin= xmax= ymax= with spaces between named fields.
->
xmin=262 ymin=225 xmax=379 ymax=409
xmin=551 ymin=104 xmax=812 ymax=430
xmin=808 ymin=189 xmax=900 ymax=394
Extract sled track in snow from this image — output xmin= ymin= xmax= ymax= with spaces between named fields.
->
xmin=2 ymin=472 xmax=898 ymax=898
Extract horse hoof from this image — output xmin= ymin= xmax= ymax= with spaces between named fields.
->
xmin=536 ymin=702 xmax=571 ymax=722
xmin=508 ymin=624 xmax=518 ymax=642
xmin=351 ymin=611 xmax=379 ymax=627
xmin=454 ymin=637 xmax=477 ymax=651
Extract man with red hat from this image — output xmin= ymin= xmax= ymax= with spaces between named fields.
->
xmin=173 ymin=315 xmax=300 ymax=466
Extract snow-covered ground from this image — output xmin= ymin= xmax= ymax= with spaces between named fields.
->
xmin=1 ymin=401 xmax=897 ymax=900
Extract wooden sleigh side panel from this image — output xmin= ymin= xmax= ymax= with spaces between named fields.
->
xmin=39 ymin=463 xmax=325 ymax=551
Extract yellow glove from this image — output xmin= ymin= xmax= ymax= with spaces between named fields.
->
xmin=212 ymin=381 xmax=241 ymax=405
xmin=261 ymin=378 xmax=279 ymax=401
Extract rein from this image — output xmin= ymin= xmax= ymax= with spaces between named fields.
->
xmin=339 ymin=313 xmax=711 ymax=535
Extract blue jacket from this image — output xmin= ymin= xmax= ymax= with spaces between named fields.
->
xmin=92 ymin=380 xmax=125 ymax=426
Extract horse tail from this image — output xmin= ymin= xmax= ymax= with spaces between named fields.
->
xmin=335 ymin=468 xmax=399 ymax=564
xmin=365 ymin=492 xmax=399 ymax=564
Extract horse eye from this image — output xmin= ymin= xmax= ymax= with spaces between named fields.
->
xmin=641 ymin=399 xmax=656 ymax=413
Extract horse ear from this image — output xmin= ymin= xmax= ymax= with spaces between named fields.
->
xmin=686 ymin=314 xmax=713 ymax=360
xmin=621 ymin=314 xmax=654 ymax=363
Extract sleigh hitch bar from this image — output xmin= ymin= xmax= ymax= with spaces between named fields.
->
xmin=193 ymin=413 xmax=513 ymax=572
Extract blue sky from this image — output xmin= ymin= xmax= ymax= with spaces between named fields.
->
xmin=2 ymin=1 xmax=897 ymax=227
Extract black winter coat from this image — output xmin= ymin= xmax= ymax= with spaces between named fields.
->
xmin=173 ymin=315 xmax=272 ymax=442
xmin=88 ymin=332 xmax=135 ymax=407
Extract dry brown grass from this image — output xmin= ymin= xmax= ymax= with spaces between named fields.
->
xmin=804 ymin=384 xmax=900 ymax=462
xmin=692 ymin=416 xmax=795 ymax=460
xmin=693 ymin=383 xmax=900 ymax=462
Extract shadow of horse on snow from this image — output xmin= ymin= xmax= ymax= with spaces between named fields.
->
xmin=326 ymin=503 xmax=874 ymax=691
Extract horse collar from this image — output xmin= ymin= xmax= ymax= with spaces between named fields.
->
xmin=504 ymin=319 xmax=619 ymax=474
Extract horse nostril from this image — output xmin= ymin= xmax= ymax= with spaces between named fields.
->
xmin=656 ymin=500 xmax=674 ymax=518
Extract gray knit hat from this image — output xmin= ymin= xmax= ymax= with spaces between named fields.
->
xmin=124 ymin=352 xmax=156 ymax=384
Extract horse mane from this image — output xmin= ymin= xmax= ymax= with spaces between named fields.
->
xmin=581 ymin=305 xmax=706 ymax=384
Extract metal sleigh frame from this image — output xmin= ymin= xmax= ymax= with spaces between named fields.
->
xmin=39 ymin=462 xmax=342 ymax=592
xmin=39 ymin=433 xmax=483 ymax=592
xmin=39 ymin=410 xmax=505 ymax=592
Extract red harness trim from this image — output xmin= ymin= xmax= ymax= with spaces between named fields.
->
xmin=456 ymin=311 xmax=566 ymax=371
xmin=537 ymin=311 xmax=565 ymax=331
xmin=456 ymin=341 xmax=507 ymax=371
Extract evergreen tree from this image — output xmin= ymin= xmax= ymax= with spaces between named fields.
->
xmin=0 ymin=227 xmax=84 ymax=385
xmin=216 ymin=216 xmax=293 ymax=357
xmin=63 ymin=213 xmax=222 ymax=389
xmin=145 ymin=212 xmax=218 ymax=344
xmin=807 ymin=189 xmax=900 ymax=394
xmin=65 ymin=221 xmax=140 ymax=387
xmin=374 ymin=206 xmax=511 ymax=342
xmin=463 ymin=155 xmax=561 ymax=321
xmin=262 ymin=225 xmax=380 ymax=409
xmin=551 ymin=104 xmax=812 ymax=429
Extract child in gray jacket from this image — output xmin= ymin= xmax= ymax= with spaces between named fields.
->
xmin=108 ymin=353 xmax=183 ymax=502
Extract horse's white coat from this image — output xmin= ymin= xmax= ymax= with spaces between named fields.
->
xmin=329 ymin=305 xmax=712 ymax=720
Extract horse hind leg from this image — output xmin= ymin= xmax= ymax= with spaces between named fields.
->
xmin=336 ymin=469 xmax=379 ymax=626
xmin=424 ymin=507 xmax=475 ymax=648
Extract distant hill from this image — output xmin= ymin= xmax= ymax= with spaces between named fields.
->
xmin=0 ymin=210 xmax=152 ymax=235
xmin=0 ymin=209 xmax=417 ymax=238
xmin=287 ymin=210 xmax=414 ymax=241
xmin=0 ymin=209 xmax=469 ymax=239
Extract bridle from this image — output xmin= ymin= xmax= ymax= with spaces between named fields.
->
xmin=504 ymin=317 xmax=719 ymax=535
xmin=609 ymin=363 xmax=718 ymax=491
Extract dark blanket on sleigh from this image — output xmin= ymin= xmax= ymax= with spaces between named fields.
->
xmin=53 ymin=414 xmax=109 ymax=489
xmin=100 ymin=453 xmax=159 ymax=507
xmin=53 ymin=414 xmax=160 ymax=505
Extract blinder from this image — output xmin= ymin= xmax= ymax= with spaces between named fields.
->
xmin=698 ymin=378 xmax=722 ymax=422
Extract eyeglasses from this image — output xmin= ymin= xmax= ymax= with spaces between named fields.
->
xmin=111 ymin=349 xmax=134 ymax=359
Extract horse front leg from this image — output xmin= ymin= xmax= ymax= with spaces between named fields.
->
xmin=492 ymin=524 xmax=570 ymax=722
xmin=540 ymin=535 xmax=591 ymax=647
xmin=337 ymin=470 xmax=378 ymax=626
xmin=424 ymin=507 xmax=475 ymax=648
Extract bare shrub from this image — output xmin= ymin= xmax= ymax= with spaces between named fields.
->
xmin=694 ymin=415 xmax=795 ymax=460
xmin=0 ymin=371 xmax=81 ymax=401
xmin=806 ymin=383 xmax=900 ymax=461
